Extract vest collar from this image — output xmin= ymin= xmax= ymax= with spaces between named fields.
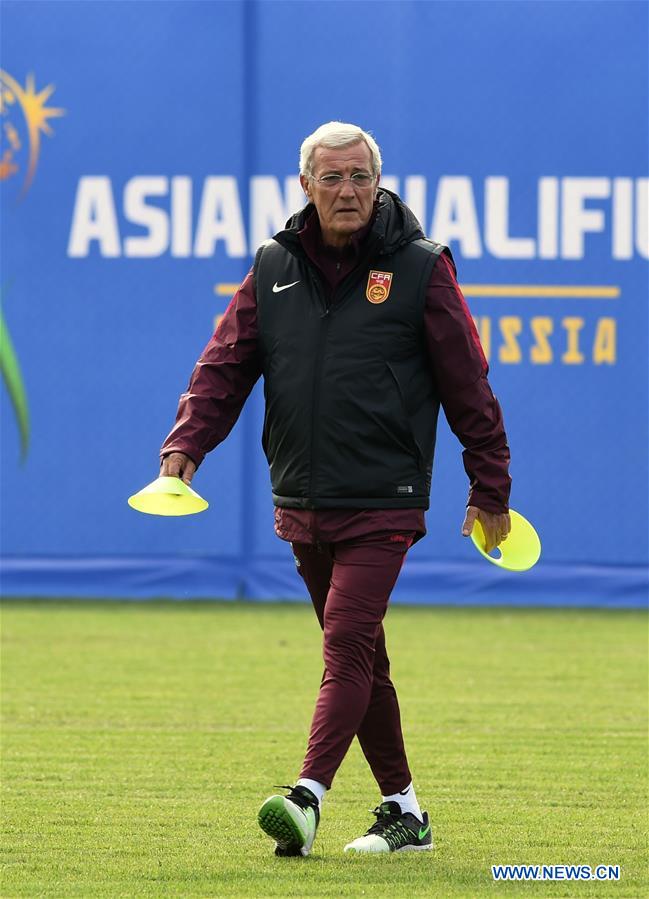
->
xmin=274 ymin=188 xmax=424 ymax=258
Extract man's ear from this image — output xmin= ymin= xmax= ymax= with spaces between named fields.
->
xmin=300 ymin=173 xmax=311 ymax=201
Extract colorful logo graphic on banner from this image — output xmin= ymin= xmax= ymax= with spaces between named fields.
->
xmin=0 ymin=70 xmax=64 ymax=459
xmin=0 ymin=70 xmax=64 ymax=196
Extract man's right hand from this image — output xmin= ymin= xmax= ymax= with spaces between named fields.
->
xmin=160 ymin=452 xmax=197 ymax=485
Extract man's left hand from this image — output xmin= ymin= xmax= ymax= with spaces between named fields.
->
xmin=462 ymin=506 xmax=511 ymax=553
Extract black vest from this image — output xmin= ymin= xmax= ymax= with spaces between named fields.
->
xmin=254 ymin=231 xmax=448 ymax=509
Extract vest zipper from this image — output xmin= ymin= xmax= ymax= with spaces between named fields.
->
xmin=308 ymin=302 xmax=332 ymax=501
xmin=304 ymin=238 xmax=381 ymax=502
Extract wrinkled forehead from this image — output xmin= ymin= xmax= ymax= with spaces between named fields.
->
xmin=312 ymin=141 xmax=372 ymax=174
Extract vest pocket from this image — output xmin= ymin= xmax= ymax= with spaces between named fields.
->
xmin=385 ymin=361 xmax=425 ymax=471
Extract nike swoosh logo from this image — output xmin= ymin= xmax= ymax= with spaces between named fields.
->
xmin=398 ymin=787 xmax=411 ymax=795
xmin=272 ymin=280 xmax=300 ymax=293
xmin=418 ymin=823 xmax=431 ymax=840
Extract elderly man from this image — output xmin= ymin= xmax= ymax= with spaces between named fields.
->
xmin=160 ymin=122 xmax=511 ymax=856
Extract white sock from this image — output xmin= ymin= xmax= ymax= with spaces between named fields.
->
xmin=296 ymin=777 xmax=326 ymax=808
xmin=382 ymin=781 xmax=422 ymax=821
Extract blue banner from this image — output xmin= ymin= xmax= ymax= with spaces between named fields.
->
xmin=1 ymin=0 xmax=647 ymax=606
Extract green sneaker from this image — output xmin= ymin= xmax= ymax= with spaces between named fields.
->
xmin=344 ymin=801 xmax=433 ymax=854
xmin=258 ymin=785 xmax=320 ymax=857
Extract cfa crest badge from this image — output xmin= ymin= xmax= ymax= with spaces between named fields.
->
xmin=366 ymin=270 xmax=393 ymax=304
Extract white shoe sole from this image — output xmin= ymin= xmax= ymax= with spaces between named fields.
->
xmin=258 ymin=796 xmax=316 ymax=857
xmin=344 ymin=839 xmax=433 ymax=854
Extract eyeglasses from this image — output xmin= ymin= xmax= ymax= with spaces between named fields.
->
xmin=309 ymin=172 xmax=376 ymax=189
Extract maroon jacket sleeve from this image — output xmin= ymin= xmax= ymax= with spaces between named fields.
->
xmin=424 ymin=252 xmax=511 ymax=514
xmin=160 ymin=270 xmax=262 ymax=467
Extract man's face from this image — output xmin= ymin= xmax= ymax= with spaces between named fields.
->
xmin=300 ymin=141 xmax=379 ymax=248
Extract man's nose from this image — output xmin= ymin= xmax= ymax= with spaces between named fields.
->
xmin=339 ymin=178 xmax=356 ymax=198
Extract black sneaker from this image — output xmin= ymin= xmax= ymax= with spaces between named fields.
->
xmin=344 ymin=801 xmax=433 ymax=853
xmin=258 ymin=785 xmax=320 ymax=857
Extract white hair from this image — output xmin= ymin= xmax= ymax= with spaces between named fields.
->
xmin=299 ymin=121 xmax=382 ymax=178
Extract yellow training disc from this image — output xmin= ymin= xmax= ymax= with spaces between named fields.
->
xmin=471 ymin=508 xmax=541 ymax=572
xmin=128 ymin=476 xmax=208 ymax=516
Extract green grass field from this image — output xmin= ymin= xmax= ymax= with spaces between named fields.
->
xmin=1 ymin=600 xmax=647 ymax=898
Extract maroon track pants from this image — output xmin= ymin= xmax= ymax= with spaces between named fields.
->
xmin=292 ymin=532 xmax=414 ymax=794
